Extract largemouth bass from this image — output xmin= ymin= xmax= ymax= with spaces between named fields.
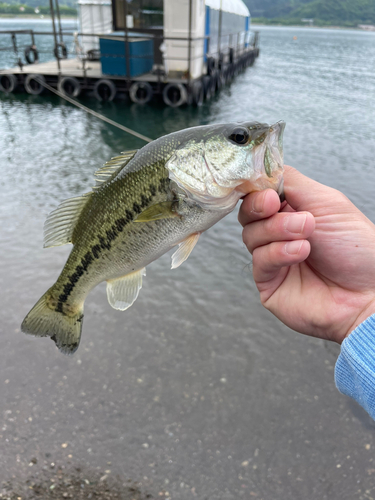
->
xmin=21 ymin=121 xmax=285 ymax=354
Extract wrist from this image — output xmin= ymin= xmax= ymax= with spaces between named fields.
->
xmin=345 ymin=299 xmax=375 ymax=341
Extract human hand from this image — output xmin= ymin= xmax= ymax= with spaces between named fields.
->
xmin=239 ymin=165 xmax=375 ymax=344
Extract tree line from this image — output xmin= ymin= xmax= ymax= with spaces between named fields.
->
xmin=245 ymin=0 xmax=375 ymax=26
xmin=0 ymin=2 xmax=77 ymax=14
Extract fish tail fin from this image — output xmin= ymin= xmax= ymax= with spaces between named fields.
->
xmin=21 ymin=291 xmax=84 ymax=355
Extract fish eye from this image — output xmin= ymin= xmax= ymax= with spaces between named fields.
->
xmin=229 ymin=128 xmax=250 ymax=145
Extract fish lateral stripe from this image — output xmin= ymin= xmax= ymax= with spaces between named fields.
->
xmin=92 ymin=245 xmax=101 ymax=259
xmin=106 ymin=228 xmax=118 ymax=242
xmin=158 ymin=178 xmax=170 ymax=193
xmin=58 ymin=253 xmax=93 ymax=305
xmin=141 ymin=195 xmax=148 ymax=207
xmin=115 ymin=218 xmax=127 ymax=232
xmin=99 ymin=236 xmax=111 ymax=251
xmin=56 ymin=213 xmax=140 ymax=306
xmin=133 ymin=202 xmax=142 ymax=214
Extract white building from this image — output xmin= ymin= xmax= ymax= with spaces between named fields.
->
xmin=78 ymin=0 xmax=251 ymax=78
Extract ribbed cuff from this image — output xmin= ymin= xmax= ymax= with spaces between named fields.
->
xmin=335 ymin=314 xmax=375 ymax=418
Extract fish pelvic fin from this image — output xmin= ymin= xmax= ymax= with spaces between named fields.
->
xmin=21 ymin=291 xmax=84 ymax=355
xmin=171 ymin=232 xmax=201 ymax=269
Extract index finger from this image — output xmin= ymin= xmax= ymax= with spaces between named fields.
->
xmin=238 ymin=189 xmax=281 ymax=227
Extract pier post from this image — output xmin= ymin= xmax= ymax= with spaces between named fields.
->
xmin=55 ymin=0 xmax=64 ymax=46
xmin=49 ymin=0 xmax=61 ymax=73
xmin=187 ymin=0 xmax=192 ymax=89
xmin=123 ymin=0 xmax=131 ymax=88
xmin=218 ymin=0 xmax=222 ymax=62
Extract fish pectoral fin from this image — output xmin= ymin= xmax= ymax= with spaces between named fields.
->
xmin=171 ymin=232 xmax=201 ymax=269
xmin=134 ymin=201 xmax=180 ymax=222
xmin=106 ymin=268 xmax=146 ymax=311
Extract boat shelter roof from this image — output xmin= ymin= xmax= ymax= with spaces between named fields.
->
xmin=205 ymin=0 xmax=250 ymax=17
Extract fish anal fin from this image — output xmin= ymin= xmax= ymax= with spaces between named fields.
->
xmin=43 ymin=193 xmax=91 ymax=248
xmin=134 ymin=201 xmax=180 ymax=223
xmin=106 ymin=268 xmax=146 ymax=311
xmin=171 ymin=232 xmax=200 ymax=269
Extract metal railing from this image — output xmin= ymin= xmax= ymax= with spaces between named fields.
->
xmin=0 ymin=27 xmax=259 ymax=91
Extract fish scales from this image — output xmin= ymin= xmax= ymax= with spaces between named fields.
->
xmin=54 ymin=139 xmax=178 ymax=307
xmin=21 ymin=121 xmax=285 ymax=354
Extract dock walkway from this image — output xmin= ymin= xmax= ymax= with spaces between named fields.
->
xmin=0 ymin=57 xmax=186 ymax=84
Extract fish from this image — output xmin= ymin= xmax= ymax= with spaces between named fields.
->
xmin=21 ymin=121 xmax=285 ymax=354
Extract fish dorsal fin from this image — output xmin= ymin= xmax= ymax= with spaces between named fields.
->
xmin=43 ymin=150 xmax=137 ymax=248
xmin=44 ymin=192 xmax=92 ymax=248
xmin=93 ymin=150 xmax=138 ymax=190
xmin=171 ymin=232 xmax=200 ymax=269
xmin=106 ymin=268 xmax=146 ymax=311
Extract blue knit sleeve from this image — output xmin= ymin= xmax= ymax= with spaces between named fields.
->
xmin=335 ymin=314 xmax=375 ymax=419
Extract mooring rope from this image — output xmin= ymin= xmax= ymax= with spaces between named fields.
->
xmin=37 ymin=79 xmax=153 ymax=144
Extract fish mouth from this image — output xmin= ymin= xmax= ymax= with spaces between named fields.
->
xmin=277 ymin=178 xmax=285 ymax=202
xmin=267 ymin=120 xmax=285 ymax=201
xmin=265 ymin=121 xmax=285 ymax=175
xmin=236 ymin=120 xmax=285 ymax=199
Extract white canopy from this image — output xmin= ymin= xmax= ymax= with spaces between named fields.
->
xmin=78 ymin=0 xmax=113 ymax=53
xmin=205 ymin=0 xmax=250 ymax=17
xmin=77 ymin=0 xmax=111 ymax=4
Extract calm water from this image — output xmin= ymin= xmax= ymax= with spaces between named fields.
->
xmin=1 ymin=21 xmax=375 ymax=499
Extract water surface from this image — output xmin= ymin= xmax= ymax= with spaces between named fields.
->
xmin=1 ymin=22 xmax=375 ymax=499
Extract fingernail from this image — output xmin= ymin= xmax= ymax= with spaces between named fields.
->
xmin=285 ymin=214 xmax=306 ymax=234
xmin=252 ymin=193 xmax=263 ymax=213
xmin=285 ymin=240 xmax=303 ymax=255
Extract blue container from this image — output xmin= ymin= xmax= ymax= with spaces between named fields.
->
xmin=99 ymin=36 xmax=154 ymax=77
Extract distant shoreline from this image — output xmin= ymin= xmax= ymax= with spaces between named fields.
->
xmin=0 ymin=17 xmax=372 ymax=32
xmin=0 ymin=14 xmax=77 ymax=19
xmin=251 ymin=22 xmax=371 ymax=32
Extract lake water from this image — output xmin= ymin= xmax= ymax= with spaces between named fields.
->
xmin=1 ymin=20 xmax=375 ymax=499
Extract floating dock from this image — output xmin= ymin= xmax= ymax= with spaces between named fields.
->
xmin=0 ymin=0 xmax=260 ymax=106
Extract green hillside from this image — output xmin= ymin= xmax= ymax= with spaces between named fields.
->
xmin=244 ymin=0 xmax=310 ymax=18
xmin=245 ymin=0 xmax=375 ymax=26
xmin=290 ymin=0 xmax=375 ymax=24
xmin=0 ymin=0 xmax=77 ymax=11
xmin=0 ymin=3 xmax=76 ymax=14
xmin=3 ymin=0 xmax=76 ymax=5
xmin=2 ymin=0 xmax=375 ymax=25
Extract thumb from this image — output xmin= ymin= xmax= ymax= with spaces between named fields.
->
xmin=283 ymin=165 xmax=341 ymax=215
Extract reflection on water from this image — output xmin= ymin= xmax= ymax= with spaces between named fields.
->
xmin=1 ymin=22 xmax=375 ymax=499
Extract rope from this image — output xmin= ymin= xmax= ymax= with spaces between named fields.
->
xmin=37 ymin=78 xmax=153 ymax=144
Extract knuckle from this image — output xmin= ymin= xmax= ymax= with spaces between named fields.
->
xmin=329 ymin=187 xmax=350 ymax=206
xmin=252 ymin=243 xmax=273 ymax=269
xmin=242 ymin=226 xmax=255 ymax=253
xmin=238 ymin=208 xmax=251 ymax=227
xmin=264 ymin=213 xmax=284 ymax=235
xmin=260 ymin=293 xmax=272 ymax=309
xmin=268 ymin=241 xmax=281 ymax=262
xmin=251 ymin=247 xmax=262 ymax=274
